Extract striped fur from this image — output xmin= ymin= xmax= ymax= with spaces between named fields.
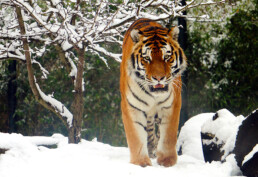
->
xmin=120 ymin=18 xmax=187 ymax=167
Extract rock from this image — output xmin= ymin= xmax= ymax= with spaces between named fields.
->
xmin=234 ymin=109 xmax=258 ymax=177
xmin=201 ymin=109 xmax=244 ymax=162
xmin=201 ymin=131 xmax=224 ymax=162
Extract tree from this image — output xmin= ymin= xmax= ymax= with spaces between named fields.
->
xmin=0 ymin=0 xmax=227 ymax=143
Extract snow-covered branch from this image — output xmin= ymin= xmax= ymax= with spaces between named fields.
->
xmin=1 ymin=0 xmax=227 ymax=65
xmin=35 ymin=81 xmax=73 ymax=127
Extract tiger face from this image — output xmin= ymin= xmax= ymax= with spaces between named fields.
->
xmin=129 ymin=26 xmax=187 ymax=94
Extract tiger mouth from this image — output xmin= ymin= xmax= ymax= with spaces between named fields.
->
xmin=149 ymin=84 xmax=168 ymax=92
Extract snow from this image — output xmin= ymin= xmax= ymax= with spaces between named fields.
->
xmin=0 ymin=117 xmax=243 ymax=177
xmin=201 ymin=109 xmax=245 ymax=160
xmin=242 ymin=144 xmax=258 ymax=166
xmin=35 ymin=83 xmax=73 ymax=127
xmin=177 ymin=113 xmax=215 ymax=161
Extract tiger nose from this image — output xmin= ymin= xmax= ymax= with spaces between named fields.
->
xmin=152 ymin=76 xmax=165 ymax=81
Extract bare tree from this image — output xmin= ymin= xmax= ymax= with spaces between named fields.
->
xmin=0 ymin=0 xmax=226 ymax=143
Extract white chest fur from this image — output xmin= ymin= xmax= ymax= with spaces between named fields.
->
xmin=126 ymin=78 xmax=174 ymax=120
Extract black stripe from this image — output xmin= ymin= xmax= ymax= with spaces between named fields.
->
xmin=127 ymin=98 xmax=147 ymax=118
xmin=146 ymin=36 xmax=164 ymax=42
xmin=171 ymin=61 xmax=178 ymax=69
xmin=143 ymin=26 xmax=166 ymax=33
xmin=136 ymin=54 xmax=145 ymax=70
xmin=158 ymin=91 xmax=172 ymax=105
xmin=142 ymin=50 xmax=147 ymax=55
xmin=137 ymin=82 xmax=154 ymax=98
xmin=148 ymin=136 xmax=154 ymax=143
xmin=130 ymin=19 xmax=153 ymax=30
xmin=160 ymin=41 xmax=167 ymax=45
xmin=146 ymin=128 xmax=154 ymax=132
xmin=170 ymin=45 xmax=174 ymax=52
xmin=172 ymin=52 xmax=178 ymax=68
xmin=134 ymin=121 xmax=146 ymax=131
xmin=128 ymin=83 xmax=149 ymax=106
xmin=131 ymin=54 xmax=135 ymax=69
xmin=158 ymin=33 xmax=168 ymax=37
xmin=148 ymin=134 xmax=154 ymax=140
xmin=170 ymin=45 xmax=174 ymax=53
xmin=161 ymin=102 xmax=173 ymax=110
xmin=135 ymin=71 xmax=145 ymax=80
xmin=135 ymin=55 xmax=145 ymax=71
xmin=173 ymin=68 xmax=180 ymax=75
xmin=145 ymin=42 xmax=152 ymax=47
xmin=175 ymin=51 xmax=178 ymax=61
xmin=136 ymin=54 xmax=140 ymax=67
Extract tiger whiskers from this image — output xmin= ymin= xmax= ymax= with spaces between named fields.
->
xmin=171 ymin=79 xmax=182 ymax=90
xmin=137 ymin=80 xmax=149 ymax=91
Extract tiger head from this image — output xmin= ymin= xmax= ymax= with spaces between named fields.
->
xmin=129 ymin=25 xmax=187 ymax=94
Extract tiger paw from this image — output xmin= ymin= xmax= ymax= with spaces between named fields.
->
xmin=131 ymin=156 xmax=152 ymax=167
xmin=157 ymin=153 xmax=177 ymax=167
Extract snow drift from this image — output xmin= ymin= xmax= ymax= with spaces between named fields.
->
xmin=0 ymin=110 xmax=245 ymax=177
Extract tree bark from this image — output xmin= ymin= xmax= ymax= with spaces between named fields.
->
xmin=68 ymin=48 xmax=85 ymax=144
xmin=67 ymin=0 xmax=85 ymax=144
xmin=178 ymin=0 xmax=189 ymax=131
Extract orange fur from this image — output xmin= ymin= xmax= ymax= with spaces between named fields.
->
xmin=120 ymin=18 xmax=186 ymax=167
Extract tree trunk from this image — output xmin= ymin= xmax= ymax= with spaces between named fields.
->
xmin=68 ymin=48 xmax=85 ymax=144
xmin=178 ymin=0 xmax=189 ymax=131
xmin=7 ymin=60 xmax=17 ymax=133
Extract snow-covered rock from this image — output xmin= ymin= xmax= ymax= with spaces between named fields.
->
xmin=177 ymin=113 xmax=214 ymax=161
xmin=234 ymin=109 xmax=258 ymax=177
xmin=201 ymin=109 xmax=244 ymax=162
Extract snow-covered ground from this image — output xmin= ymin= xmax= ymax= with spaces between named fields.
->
xmin=0 ymin=110 xmax=244 ymax=177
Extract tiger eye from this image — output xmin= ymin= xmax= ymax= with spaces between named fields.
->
xmin=164 ymin=55 xmax=170 ymax=60
xmin=144 ymin=56 xmax=150 ymax=61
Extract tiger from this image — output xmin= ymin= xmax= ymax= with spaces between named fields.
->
xmin=120 ymin=18 xmax=187 ymax=167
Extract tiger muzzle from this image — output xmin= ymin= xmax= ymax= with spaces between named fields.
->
xmin=149 ymin=84 xmax=168 ymax=92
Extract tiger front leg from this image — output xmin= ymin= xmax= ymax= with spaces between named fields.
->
xmin=156 ymin=101 xmax=181 ymax=167
xmin=156 ymin=125 xmax=178 ymax=167
xmin=122 ymin=105 xmax=152 ymax=167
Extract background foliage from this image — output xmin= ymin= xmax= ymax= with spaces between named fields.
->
xmin=187 ymin=0 xmax=257 ymax=117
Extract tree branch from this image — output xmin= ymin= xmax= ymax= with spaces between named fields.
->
xmin=15 ymin=5 xmax=72 ymax=128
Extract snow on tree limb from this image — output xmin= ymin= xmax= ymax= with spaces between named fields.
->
xmin=35 ymin=81 xmax=73 ymax=127
xmin=88 ymin=44 xmax=122 ymax=63
xmin=1 ymin=0 xmax=227 ymax=65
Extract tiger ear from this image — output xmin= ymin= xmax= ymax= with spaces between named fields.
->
xmin=130 ymin=29 xmax=142 ymax=43
xmin=168 ymin=26 xmax=179 ymax=41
